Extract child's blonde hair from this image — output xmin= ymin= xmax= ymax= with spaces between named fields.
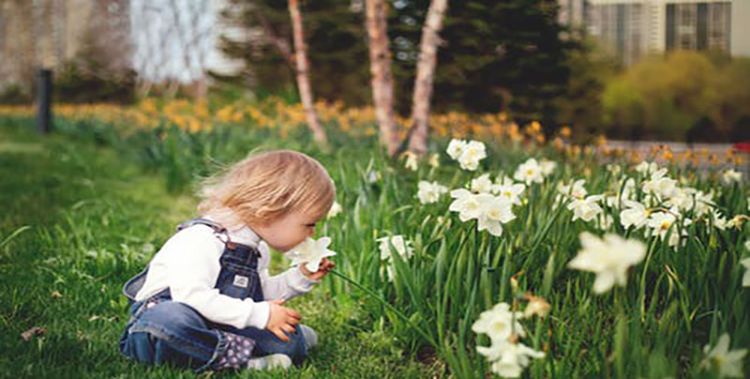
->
xmin=198 ymin=150 xmax=335 ymax=229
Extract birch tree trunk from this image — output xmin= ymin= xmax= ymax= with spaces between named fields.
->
xmin=288 ymin=0 xmax=328 ymax=146
xmin=365 ymin=0 xmax=399 ymax=157
xmin=256 ymin=11 xmax=294 ymax=66
xmin=407 ymin=0 xmax=448 ymax=155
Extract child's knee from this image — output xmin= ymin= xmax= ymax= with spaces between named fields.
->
xmin=121 ymin=301 xmax=216 ymax=364
xmin=246 ymin=325 xmax=308 ymax=365
xmin=120 ymin=330 xmax=158 ymax=364
xmin=269 ymin=325 xmax=309 ymax=365
xmin=136 ymin=301 xmax=206 ymax=332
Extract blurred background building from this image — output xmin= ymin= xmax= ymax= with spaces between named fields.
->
xmin=3 ymin=0 xmax=748 ymax=91
xmin=0 ymin=0 xmax=132 ymax=101
xmin=0 ymin=0 xmax=239 ymax=99
xmin=559 ymin=0 xmax=750 ymax=65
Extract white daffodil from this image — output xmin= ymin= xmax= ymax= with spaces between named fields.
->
xmin=642 ymin=168 xmax=677 ymax=199
xmin=495 ymin=175 xmax=514 ymax=187
xmin=473 ymin=302 xmax=545 ymax=378
xmin=741 ymin=257 xmax=750 ymax=287
xmin=668 ymin=219 xmax=690 ymax=249
xmin=479 ymin=340 xmax=545 ymax=378
xmin=493 ymin=179 xmax=525 ymax=206
xmin=606 ymin=164 xmax=621 ymax=176
xmin=428 ymin=153 xmax=440 ymax=168
xmin=665 ymin=187 xmax=696 ymax=212
xmin=514 ymin=158 xmax=545 ymax=185
xmin=558 ymin=179 xmax=588 ymax=200
xmin=540 ymin=159 xmax=557 ymax=177
xmin=327 ymin=201 xmax=343 ymax=218
xmin=620 ymin=200 xmax=649 ymax=230
xmin=700 ymin=334 xmax=747 ymax=378
xmin=635 ymin=161 xmax=659 ymax=176
xmin=598 ymin=214 xmax=614 ymax=231
xmin=567 ymin=232 xmax=646 ymax=294
xmin=642 ymin=193 xmax=659 ymax=208
xmin=713 ymin=210 xmax=729 ymax=231
xmin=471 ymin=302 xmax=525 ymax=343
xmin=646 ymin=209 xmax=690 ymax=249
xmin=745 ymin=240 xmax=750 ymax=251
xmin=605 ymin=195 xmax=619 ymax=209
xmin=721 ymin=169 xmax=743 ymax=185
xmin=604 ymin=178 xmax=635 ymax=210
xmin=403 ymin=151 xmax=418 ymax=171
xmin=449 ymin=189 xmax=484 ymax=222
xmin=476 ymin=194 xmax=516 ymax=237
xmin=447 ymin=138 xmax=467 ymax=160
xmin=692 ymin=190 xmax=715 ymax=216
xmin=450 ymin=190 xmax=516 ymax=236
xmin=647 ymin=211 xmax=676 ymax=237
xmin=621 ymin=177 xmax=636 ymax=190
xmin=457 ymin=140 xmax=487 ymax=171
xmin=619 ymin=177 xmax=637 ymax=201
xmin=567 ymin=195 xmax=604 ymax=222
xmin=471 ymin=174 xmax=494 ymax=194
xmin=377 ymin=235 xmax=414 ymax=261
xmin=417 ymin=180 xmax=448 ymax=204
xmin=366 ymin=169 xmax=381 ymax=183
xmin=377 ymin=235 xmax=414 ymax=282
xmin=287 ymin=237 xmax=336 ymax=273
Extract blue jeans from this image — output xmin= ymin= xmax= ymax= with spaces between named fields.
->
xmin=119 ymin=219 xmax=308 ymax=371
xmin=119 ymin=295 xmax=308 ymax=372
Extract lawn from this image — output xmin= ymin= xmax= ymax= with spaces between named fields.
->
xmin=1 ymin=111 xmax=748 ymax=379
xmin=0 ymin=119 xmax=439 ymax=378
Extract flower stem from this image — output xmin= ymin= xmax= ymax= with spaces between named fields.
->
xmin=614 ymin=288 xmax=627 ymax=378
xmin=329 ymin=269 xmax=438 ymax=348
xmin=638 ymin=237 xmax=659 ymax=320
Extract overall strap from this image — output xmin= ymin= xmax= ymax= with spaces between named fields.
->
xmin=122 ymin=218 xmax=260 ymax=303
xmin=177 ymin=218 xmax=258 ymax=253
xmin=177 ymin=217 xmax=227 ymax=234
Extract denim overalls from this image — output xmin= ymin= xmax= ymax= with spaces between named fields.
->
xmin=118 ymin=218 xmax=307 ymax=372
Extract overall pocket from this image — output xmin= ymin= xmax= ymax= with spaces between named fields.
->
xmin=215 ymin=258 xmax=260 ymax=300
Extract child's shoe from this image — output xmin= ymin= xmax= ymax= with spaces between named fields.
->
xmin=246 ymin=354 xmax=292 ymax=370
xmin=299 ymin=324 xmax=318 ymax=350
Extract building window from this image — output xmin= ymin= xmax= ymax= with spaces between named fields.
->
xmin=708 ymin=2 xmax=731 ymax=52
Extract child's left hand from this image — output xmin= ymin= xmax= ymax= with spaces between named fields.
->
xmin=299 ymin=258 xmax=335 ymax=281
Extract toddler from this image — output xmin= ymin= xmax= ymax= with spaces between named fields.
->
xmin=118 ymin=150 xmax=336 ymax=372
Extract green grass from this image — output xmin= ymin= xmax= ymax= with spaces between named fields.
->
xmin=2 ymin=113 xmax=749 ymax=379
xmin=0 ymin=120 xmax=440 ymax=379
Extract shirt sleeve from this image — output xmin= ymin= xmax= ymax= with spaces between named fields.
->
xmin=257 ymin=241 xmax=319 ymax=301
xmin=165 ymin=226 xmax=270 ymax=330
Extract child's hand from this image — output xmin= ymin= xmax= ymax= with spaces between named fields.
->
xmin=300 ymin=257 xmax=335 ymax=281
xmin=266 ymin=299 xmax=301 ymax=342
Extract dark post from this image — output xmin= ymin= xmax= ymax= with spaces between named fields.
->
xmin=36 ymin=69 xmax=53 ymax=134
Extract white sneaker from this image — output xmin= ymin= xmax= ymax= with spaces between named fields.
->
xmin=299 ymin=324 xmax=318 ymax=350
xmin=246 ymin=353 xmax=293 ymax=370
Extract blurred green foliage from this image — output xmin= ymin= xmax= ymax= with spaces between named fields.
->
xmin=54 ymin=61 xmax=136 ymax=104
xmin=602 ymin=51 xmax=750 ymax=142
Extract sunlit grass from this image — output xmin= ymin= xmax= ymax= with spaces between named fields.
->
xmin=2 ymin=112 xmax=748 ymax=378
xmin=0 ymin=120 xmax=440 ymax=378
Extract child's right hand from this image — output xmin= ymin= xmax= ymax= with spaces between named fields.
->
xmin=266 ymin=299 xmax=301 ymax=342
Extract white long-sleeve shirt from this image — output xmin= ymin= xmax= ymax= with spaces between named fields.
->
xmin=134 ymin=218 xmax=318 ymax=330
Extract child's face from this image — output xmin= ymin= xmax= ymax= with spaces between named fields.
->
xmin=253 ymin=210 xmax=320 ymax=252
